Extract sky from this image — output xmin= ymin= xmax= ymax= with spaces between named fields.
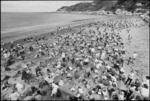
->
xmin=1 ymin=1 xmax=92 ymax=12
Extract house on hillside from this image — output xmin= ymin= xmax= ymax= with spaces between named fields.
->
xmin=122 ymin=10 xmax=132 ymax=15
xmin=115 ymin=9 xmax=132 ymax=15
xmin=136 ymin=3 xmax=142 ymax=7
xmin=126 ymin=12 xmax=132 ymax=15
xmin=115 ymin=9 xmax=123 ymax=15
xmin=97 ymin=10 xmax=107 ymax=15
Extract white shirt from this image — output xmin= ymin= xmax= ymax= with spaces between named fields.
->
xmin=23 ymin=64 xmax=28 ymax=69
xmin=4 ymin=53 xmax=10 ymax=58
xmin=70 ymin=87 xmax=75 ymax=92
xmin=104 ymin=96 xmax=109 ymax=100
xmin=120 ymin=68 xmax=125 ymax=73
xmin=84 ymin=58 xmax=89 ymax=62
xmin=95 ymin=59 xmax=99 ymax=63
xmin=98 ymin=90 xmax=102 ymax=95
xmin=59 ymin=80 xmax=64 ymax=86
xmin=111 ymin=76 xmax=117 ymax=82
xmin=16 ymin=83 xmax=24 ymax=92
xmin=69 ymin=66 xmax=73 ymax=71
xmin=95 ymin=69 xmax=99 ymax=74
xmin=106 ymin=65 xmax=111 ymax=70
xmin=50 ymin=73 xmax=55 ymax=77
xmin=67 ymin=73 xmax=72 ymax=77
xmin=44 ymin=76 xmax=53 ymax=84
xmin=133 ymin=53 xmax=138 ymax=59
xmin=140 ymin=87 xmax=149 ymax=98
xmin=129 ymin=86 xmax=136 ymax=92
xmin=129 ymin=73 xmax=134 ymax=79
xmin=3 ymin=53 xmax=8 ymax=58
xmin=9 ymin=92 xmax=20 ymax=100
xmin=86 ymin=84 xmax=91 ymax=89
xmin=102 ymin=76 xmax=107 ymax=80
xmin=98 ymin=46 xmax=102 ymax=49
xmin=79 ymin=88 xmax=84 ymax=94
xmin=119 ymin=94 xmax=125 ymax=100
xmin=52 ymin=83 xmax=59 ymax=94
xmin=62 ymin=53 xmax=65 ymax=58
xmin=96 ymin=63 xmax=102 ymax=69
xmin=101 ymin=52 xmax=106 ymax=60
xmin=96 ymin=53 xmax=100 ymax=58
xmin=91 ymin=48 xmax=95 ymax=53
xmin=56 ymin=64 xmax=61 ymax=69
xmin=102 ymin=90 xmax=108 ymax=96
xmin=34 ymin=95 xmax=42 ymax=100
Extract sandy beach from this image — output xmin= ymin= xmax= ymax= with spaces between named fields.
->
xmin=1 ymin=13 xmax=149 ymax=100
xmin=120 ymin=24 xmax=149 ymax=79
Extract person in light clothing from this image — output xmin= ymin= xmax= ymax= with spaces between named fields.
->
xmin=101 ymin=51 xmax=106 ymax=60
xmin=96 ymin=63 xmax=102 ymax=69
xmin=140 ymin=84 xmax=149 ymax=99
xmin=51 ymin=83 xmax=59 ymax=97
xmin=106 ymin=65 xmax=111 ymax=72
xmin=118 ymin=91 xmax=125 ymax=100
xmin=132 ymin=52 xmax=138 ymax=60
xmin=125 ymin=70 xmax=135 ymax=85
xmin=9 ymin=91 xmax=20 ymax=100
xmin=58 ymin=79 xmax=64 ymax=87
xmin=84 ymin=58 xmax=89 ymax=65
xmin=44 ymin=75 xmax=54 ymax=84
xmin=15 ymin=83 xmax=24 ymax=92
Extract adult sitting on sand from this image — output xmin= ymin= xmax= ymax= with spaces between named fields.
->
xmin=140 ymin=84 xmax=149 ymax=100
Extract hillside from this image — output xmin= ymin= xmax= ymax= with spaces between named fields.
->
xmin=57 ymin=0 xmax=149 ymax=13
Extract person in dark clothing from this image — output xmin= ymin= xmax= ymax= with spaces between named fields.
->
xmin=5 ymin=66 xmax=11 ymax=71
xmin=125 ymin=70 xmax=134 ymax=85
xmin=2 ymin=81 xmax=10 ymax=90
xmin=127 ymin=57 xmax=133 ymax=65
xmin=21 ymin=69 xmax=29 ymax=82
xmin=120 ymin=57 xmax=124 ymax=67
xmin=113 ymin=63 xmax=120 ymax=71
xmin=36 ymin=66 xmax=42 ymax=77
xmin=69 ymin=96 xmax=78 ymax=101
xmin=29 ymin=45 xmax=34 ymax=51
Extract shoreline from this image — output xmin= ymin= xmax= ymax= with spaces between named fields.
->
xmin=1 ymin=15 xmax=117 ymax=43
xmin=1 ymin=14 xmax=140 ymax=44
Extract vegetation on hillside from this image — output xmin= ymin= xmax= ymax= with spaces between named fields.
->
xmin=57 ymin=0 xmax=149 ymax=12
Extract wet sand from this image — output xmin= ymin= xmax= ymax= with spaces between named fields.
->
xmin=1 ymin=12 xmax=113 ymax=42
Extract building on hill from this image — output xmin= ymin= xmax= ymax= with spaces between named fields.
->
xmin=136 ymin=3 xmax=143 ymax=7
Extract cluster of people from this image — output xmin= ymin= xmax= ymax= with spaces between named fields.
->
xmin=1 ymin=16 xmax=149 ymax=100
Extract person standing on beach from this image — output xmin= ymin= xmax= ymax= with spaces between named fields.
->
xmin=132 ymin=52 xmax=138 ymax=65
xmin=125 ymin=70 xmax=135 ymax=85
xmin=127 ymin=57 xmax=133 ymax=65
xmin=128 ymin=34 xmax=132 ymax=44
xmin=132 ymin=52 xmax=138 ymax=60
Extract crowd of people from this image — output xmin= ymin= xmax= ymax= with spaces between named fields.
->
xmin=1 ymin=16 xmax=149 ymax=100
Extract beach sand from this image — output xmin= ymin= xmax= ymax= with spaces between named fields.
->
xmin=1 ymin=15 xmax=149 ymax=100
xmin=120 ymin=24 xmax=149 ymax=79
xmin=1 ymin=15 xmax=149 ymax=81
